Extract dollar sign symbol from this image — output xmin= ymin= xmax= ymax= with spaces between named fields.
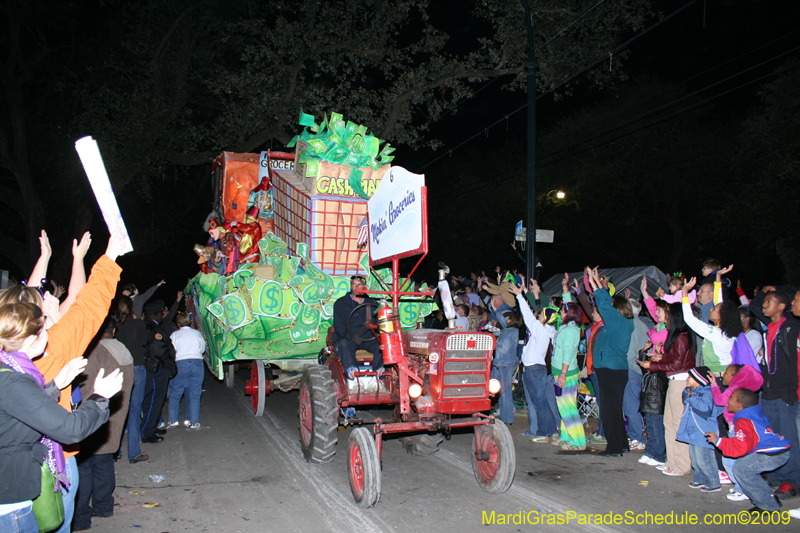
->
xmin=260 ymin=282 xmax=280 ymax=315
xmin=224 ymin=298 xmax=243 ymax=326
xmin=302 ymin=305 xmax=316 ymax=325
xmin=401 ymin=302 xmax=417 ymax=326
xmin=266 ymin=286 xmax=279 ymax=313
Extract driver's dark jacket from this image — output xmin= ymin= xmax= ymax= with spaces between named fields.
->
xmin=332 ymin=292 xmax=378 ymax=343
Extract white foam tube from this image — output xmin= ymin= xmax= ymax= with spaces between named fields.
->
xmin=74 ymin=136 xmax=133 ymax=255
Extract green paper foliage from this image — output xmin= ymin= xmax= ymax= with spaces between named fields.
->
xmin=287 ymin=110 xmax=395 ymax=199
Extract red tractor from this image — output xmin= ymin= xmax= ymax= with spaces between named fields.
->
xmin=297 ymin=257 xmax=515 ymax=507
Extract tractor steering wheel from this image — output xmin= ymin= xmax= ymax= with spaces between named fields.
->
xmin=347 ymin=302 xmax=379 ymax=346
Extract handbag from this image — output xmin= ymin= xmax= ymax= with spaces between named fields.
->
xmin=32 ymin=460 xmax=64 ymax=533
xmin=639 ymin=371 xmax=668 ymax=415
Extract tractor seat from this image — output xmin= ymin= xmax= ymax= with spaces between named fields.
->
xmin=355 ymin=349 xmax=373 ymax=361
xmin=325 ymin=327 xmax=374 ymax=362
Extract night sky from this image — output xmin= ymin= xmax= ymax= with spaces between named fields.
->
xmin=2 ymin=0 xmax=798 ymax=295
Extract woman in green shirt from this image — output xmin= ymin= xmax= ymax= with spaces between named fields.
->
xmin=552 ymin=300 xmax=586 ymax=450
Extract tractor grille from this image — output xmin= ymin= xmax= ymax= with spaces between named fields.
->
xmin=443 ymin=386 xmax=485 ymax=398
xmin=445 ymin=350 xmax=485 ymax=359
xmin=444 ymin=361 xmax=486 ymax=372
xmin=441 ymin=334 xmax=491 ymax=399
xmin=444 ymin=374 xmax=485 ymax=385
xmin=446 ymin=334 xmax=493 ymax=351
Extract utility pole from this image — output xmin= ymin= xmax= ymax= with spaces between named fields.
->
xmin=522 ymin=0 xmax=538 ymax=283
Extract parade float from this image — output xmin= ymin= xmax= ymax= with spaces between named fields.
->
xmin=186 ymin=112 xmax=434 ymax=416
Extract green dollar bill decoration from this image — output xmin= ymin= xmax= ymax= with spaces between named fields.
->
xmin=222 ymin=291 xmax=255 ymax=330
xmin=286 ymin=110 xmax=395 ymax=199
xmin=296 ymin=242 xmax=334 ymax=299
xmin=290 ymin=303 xmax=322 ymax=343
xmin=187 ymin=232 xmax=433 ymax=379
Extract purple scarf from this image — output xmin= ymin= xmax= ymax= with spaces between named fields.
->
xmin=0 ymin=350 xmax=69 ymax=490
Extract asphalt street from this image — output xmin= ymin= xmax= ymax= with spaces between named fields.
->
xmin=86 ymin=367 xmax=798 ymax=533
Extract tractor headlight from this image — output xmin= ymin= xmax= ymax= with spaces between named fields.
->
xmin=409 ymin=383 xmax=423 ymax=398
xmin=488 ymin=379 xmax=501 ymax=394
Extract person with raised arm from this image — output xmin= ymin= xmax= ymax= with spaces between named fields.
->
xmin=0 ymin=303 xmax=123 ymax=533
xmin=586 ymin=267 xmax=634 ymax=457
xmin=1 ymin=230 xmax=126 ymax=532
xmin=680 ymin=267 xmax=741 ymax=375
xmin=509 ymin=282 xmax=558 ymax=442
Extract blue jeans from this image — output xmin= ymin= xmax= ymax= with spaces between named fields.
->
xmin=491 ymin=365 xmax=516 ymax=424
xmin=734 ymin=451 xmax=789 ymax=511
xmin=722 ymin=426 xmax=743 ymax=494
xmin=760 ymin=399 xmax=800 ymax=486
xmin=522 ymin=366 xmax=538 ymax=436
xmin=689 ymin=444 xmax=719 ymax=489
xmin=54 ymin=456 xmax=79 ymax=533
xmin=545 ymin=374 xmax=562 ymax=432
xmin=589 ymin=372 xmax=604 ymax=438
xmin=168 ymin=359 xmax=205 ymax=424
xmin=0 ymin=504 xmax=37 ymax=533
xmin=644 ymin=413 xmax=666 ymax=462
xmin=127 ymin=365 xmax=146 ymax=460
xmin=623 ymin=370 xmax=644 ymax=443
xmin=521 ymin=365 xmax=556 ymax=436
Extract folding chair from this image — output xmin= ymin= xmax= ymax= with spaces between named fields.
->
xmin=576 ymin=351 xmax=599 ymax=424
xmin=577 ymin=380 xmax=599 ymax=424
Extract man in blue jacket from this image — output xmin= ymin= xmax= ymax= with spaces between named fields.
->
xmin=332 ymin=275 xmax=381 ymax=379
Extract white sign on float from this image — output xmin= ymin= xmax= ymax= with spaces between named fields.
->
xmin=367 ymin=166 xmax=424 ymax=263
xmin=74 ymin=136 xmax=134 ymax=255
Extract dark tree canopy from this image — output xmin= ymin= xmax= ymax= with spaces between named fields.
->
xmin=1 ymin=0 xmax=653 ymax=277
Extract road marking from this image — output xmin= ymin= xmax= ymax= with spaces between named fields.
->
xmin=232 ymin=378 xmax=389 ymax=533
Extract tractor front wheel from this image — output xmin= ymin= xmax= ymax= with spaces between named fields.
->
xmin=471 ymin=421 xmax=515 ymax=494
xmin=347 ymin=427 xmax=381 ymax=508
xmin=250 ymin=361 xmax=266 ymax=416
xmin=298 ymin=365 xmax=338 ymax=463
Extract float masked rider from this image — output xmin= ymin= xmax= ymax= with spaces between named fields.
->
xmin=333 ymin=275 xmax=382 ymax=380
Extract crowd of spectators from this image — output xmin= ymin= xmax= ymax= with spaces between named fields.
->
xmin=3 ymin=228 xmax=800 ymax=528
xmin=428 ymin=258 xmax=800 ymax=518
xmin=0 ymin=230 xmax=205 ymax=532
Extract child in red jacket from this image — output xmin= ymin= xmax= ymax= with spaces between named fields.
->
xmin=706 ymin=389 xmax=790 ymax=513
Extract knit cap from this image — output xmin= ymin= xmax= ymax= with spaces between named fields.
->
xmin=688 ymin=366 xmax=711 ymax=387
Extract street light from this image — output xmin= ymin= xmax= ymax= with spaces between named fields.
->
xmin=544 ymin=189 xmax=579 ymax=211
xmin=545 ymin=190 xmax=566 ymax=203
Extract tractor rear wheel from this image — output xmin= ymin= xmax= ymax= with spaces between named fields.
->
xmin=298 ymin=365 xmax=338 ymax=464
xmin=348 ymin=427 xmax=381 ymax=508
xmin=471 ymin=420 xmax=515 ymax=494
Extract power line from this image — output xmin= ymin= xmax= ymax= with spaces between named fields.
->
xmin=539 ymin=59 xmax=800 ymax=169
xmin=539 ymin=44 xmax=800 ymax=164
xmin=539 ymin=27 xmax=800 ymax=149
xmin=432 ymin=59 xmax=800 ymax=203
xmin=417 ymin=0 xmax=703 ymax=172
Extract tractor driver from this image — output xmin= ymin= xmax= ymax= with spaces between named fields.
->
xmin=332 ymin=275 xmax=382 ymax=380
